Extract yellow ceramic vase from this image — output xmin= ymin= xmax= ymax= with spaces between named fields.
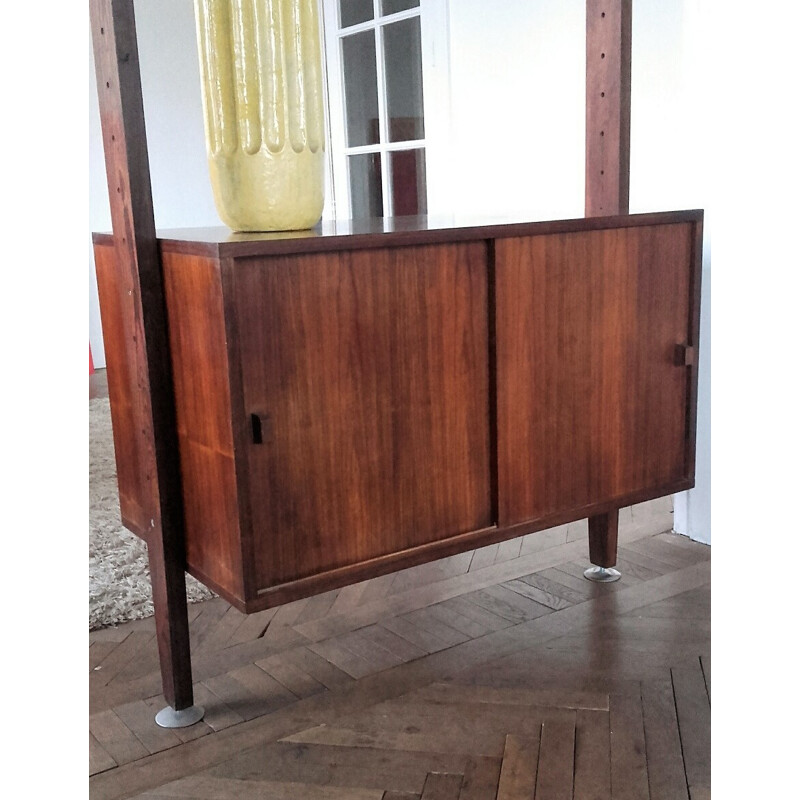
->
xmin=193 ymin=0 xmax=325 ymax=231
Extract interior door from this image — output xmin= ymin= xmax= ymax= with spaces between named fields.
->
xmin=321 ymin=0 xmax=452 ymax=219
xmin=495 ymin=223 xmax=694 ymax=526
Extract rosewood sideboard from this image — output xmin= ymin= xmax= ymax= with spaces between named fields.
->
xmin=93 ymin=210 xmax=702 ymax=616
xmin=89 ymin=0 xmax=700 ymax=728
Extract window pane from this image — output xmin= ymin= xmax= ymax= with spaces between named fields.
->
xmin=349 ymin=153 xmax=384 ymax=218
xmin=390 ymin=149 xmax=426 ymax=216
xmin=339 ymin=0 xmax=373 ymax=28
xmin=381 ymin=0 xmax=419 ymax=15
xmin=383 ymin=17 xmax=425 ymax=142
xmin=342 ymin=32 xmax=380 ymax=147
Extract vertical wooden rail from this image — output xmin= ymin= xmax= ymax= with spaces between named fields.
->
xmin=584 ymin=0 xmax=632 ymax=577
xmin=90 ymin=0 xmax=200 ymax=722
xmin=585 ymin=0 xmax=632 ymax=216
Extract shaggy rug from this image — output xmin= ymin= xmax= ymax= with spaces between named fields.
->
xmin=89 ymin=397 xmax=216 ymax=630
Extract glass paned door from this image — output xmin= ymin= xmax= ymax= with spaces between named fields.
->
xmin=390 ymin=148 xmax=426 ymax=215
xmin=349 ymin=152 xmax=384 ymax=218
xmin=330 ymin=0 xmax=429 ymax=219
xmin=339 ymin=0 xmax=373 ymax=28
xmin=381 ymin=0 xmax=419 ymax=16
xmin=383 ymin=15 xmax=425 ymax=143
xmin=341 ymin=31 xmax=380 ymax=147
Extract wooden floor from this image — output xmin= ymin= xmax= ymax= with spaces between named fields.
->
xmin=89 ymin=371 xmax=710 ymax=800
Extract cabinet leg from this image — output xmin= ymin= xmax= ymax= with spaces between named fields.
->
xmin=147 ymin=541 xmax=205 ymax=728
xmin=584 ymin=509 xmax=622 ymax=582
xmin=89 ymin=0 xmax=204 ymax=729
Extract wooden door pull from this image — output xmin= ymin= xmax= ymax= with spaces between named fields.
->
xmin=674 ymin=344 xmax=695 ymax=366
xmin=251 ymin=412 xmax=273 ymax=444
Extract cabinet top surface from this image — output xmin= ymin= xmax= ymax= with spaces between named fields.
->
xmin=93 ymin=210 xmax=703 ymax=259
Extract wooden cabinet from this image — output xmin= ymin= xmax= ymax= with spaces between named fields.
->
xmin=93 ymin=210 xmax=702 ymax=614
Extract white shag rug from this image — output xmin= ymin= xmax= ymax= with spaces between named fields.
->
xmin=89 ymin=396 xmax=216 ymax=630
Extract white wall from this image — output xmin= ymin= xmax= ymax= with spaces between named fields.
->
xmin=446 ymin=0 xmax=585 ymax=221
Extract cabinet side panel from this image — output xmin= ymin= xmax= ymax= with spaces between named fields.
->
xmin=497 ymin=223 xmax=692 ymax=525
xmin=234 ymin=242 xmax=492 ymax=587
xmin=162 ymin=251 xmax=244 ymax=600
xmin=93 ymin=240 xmax=155 ymax=538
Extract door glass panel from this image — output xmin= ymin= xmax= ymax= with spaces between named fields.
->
xmin=381 ymin=0 xmax=419 ymax=16
xmin=383 ymin=16 xmax=425 ymax=142
xmin=339 ymin=0 xmax=373 ymax=28
xmin=349 ymin=153 xmax=384 ymax=218
xmin=342 ymin=31 xmax=380 ymax=146
xmin=390 ymin=149 xmax=426 ymax=216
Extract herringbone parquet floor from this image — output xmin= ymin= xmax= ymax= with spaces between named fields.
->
xmin=89 ymin=372 xmax=711 ymax=800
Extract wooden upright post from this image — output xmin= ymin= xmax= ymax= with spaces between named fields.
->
xmin=584 ymin=0 xmax=632 ymax=580
xmin=585 ymin=0 xmax=632 ymax=216
xmin=90 ymin=0 xmax=201 ymax=724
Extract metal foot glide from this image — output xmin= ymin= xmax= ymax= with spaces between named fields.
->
xmin=155 ymin=705 xmax=205 ymax=729
xmin=583 ymin=565 xmax=621 ymax=583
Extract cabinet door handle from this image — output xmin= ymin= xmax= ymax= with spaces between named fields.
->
xmin=250 ymin=412 xmax=272 ymax=445
xmin=674 ymin=344 xmax=695 ymax=366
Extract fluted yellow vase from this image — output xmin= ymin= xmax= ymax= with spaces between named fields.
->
xmin=193 ymin=0 xmax=325 ymax=231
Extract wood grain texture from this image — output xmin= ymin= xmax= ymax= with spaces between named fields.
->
xmin=671 ymin=663 xmax=711 ymax=796
xmin=241 ymin=479 xmax=691 ymax=610
xmin=609 ymin=689 xmax=649 ymax=800
xmin=536 ymin=716 xmax=576 ymax=800
xmin=589 ymin=510 xmax=619 ymax=568
xmin=119 ymin=209 xmax=702 ymax=260
xmin=233 ymin=242 xmax=492 ymax=589
xmin=90 ymin=731 xmax=118 ymax=776
xmin=90 ymin=0 xmax=194 ymax=711
xmin=419 ymin=772 xmax=464 ymax=799
xmin=573 ymin=709 xmax=611 ymax=800
xmin=641 ymin=680 xmax=690 ymax=800
xmin=586 ymin=0 xmax=632 ymax=216
xmin=684 ymin=219 xmax=704 ymax=480
xmin=88 ymin=516 xmax=710 ymax=798
xmin=92 ymin=240 xmax=153 ymax=537
xmin=459 ymin=758 xmax=503 ymax=800
xmin=496 ymin=733 xmax=540 ymax=799
xmin=161 ymin=250 xmax=246 ymax=604
xmin=97 ymin=209 xmax=701 ymax=615
xmin=496 ymin=223 xmax=694 ymax=526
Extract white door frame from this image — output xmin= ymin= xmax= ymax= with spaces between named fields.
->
xmin=320 ymin=0 xmax=453 ymax=221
